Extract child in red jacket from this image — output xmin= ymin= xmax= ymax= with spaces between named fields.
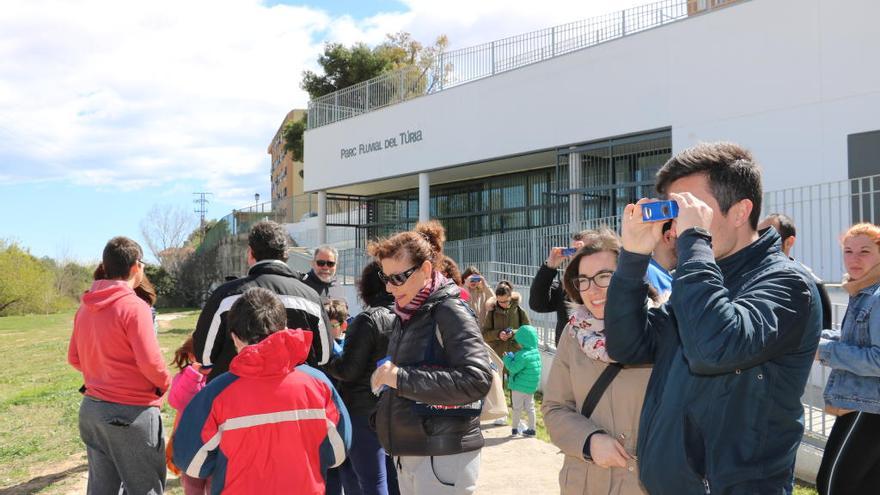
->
xmin=172 ymin=288 xmax=351 ymax=494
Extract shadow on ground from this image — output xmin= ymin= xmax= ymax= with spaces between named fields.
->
xmin=0 ymin=464 xmax=88 ymax=495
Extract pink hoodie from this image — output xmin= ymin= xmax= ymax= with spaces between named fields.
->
xmin=168 ymin=365 xmax=206 ymax=412
xmin=68 ymin=279 xmax=171 ymax=407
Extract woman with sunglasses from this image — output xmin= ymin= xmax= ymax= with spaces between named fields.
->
xmin=369 ymin=221 xmax=493 ymax=495
xmin=543 ymin=228 xmax=656 ymax=495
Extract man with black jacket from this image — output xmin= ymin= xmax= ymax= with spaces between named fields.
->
xmin=605 ymin=143 xmax=822 ymax=494
xmin=193 ymin=221 xmax=331 ymax=381
xmin=302 ymin=245 xmax=340 ymax=301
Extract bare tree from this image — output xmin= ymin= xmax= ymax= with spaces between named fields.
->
xmin=140 ymin=204 xmax=197 ymax=274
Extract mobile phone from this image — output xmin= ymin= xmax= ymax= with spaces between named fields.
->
xmin=561 ymin=247 xmax=578 ymax=257
xmin=641 ymin=200 xmax=679 ymax=222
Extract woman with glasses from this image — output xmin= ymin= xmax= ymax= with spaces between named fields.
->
xmin=543 ymin=228 xmax=655 ymax=495
xmin=368 ymin=221 xmax=493 ymax=495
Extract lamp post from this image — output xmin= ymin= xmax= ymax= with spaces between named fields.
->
xmin=254 ymin=193 xmax=260 ymax=212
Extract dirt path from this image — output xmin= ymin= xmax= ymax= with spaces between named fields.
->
xmin=477 ymin=423 xmax=563 ymax=493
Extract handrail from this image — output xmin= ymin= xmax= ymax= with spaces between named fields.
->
xmin=306 ymin=0 xmax=742 ymax=129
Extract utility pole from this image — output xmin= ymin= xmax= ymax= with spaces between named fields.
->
xmin=193 ymin=192 xmax=213 ymax=244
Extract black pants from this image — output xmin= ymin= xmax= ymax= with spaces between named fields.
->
xmin=816 ymin=411 xmax=880 ymax=495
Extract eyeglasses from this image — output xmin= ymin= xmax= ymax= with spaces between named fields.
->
xmin=329 ymin=321 xmax=342 ymax=329
xmin=378 ymin=266 xmax=419 ymax=287
xmin=136 ymin=259 xmax=145 ymax=267
xmin=316 ymin=260 xmax=336 ymax=268
xmin=571 ymin=270 xmax=614 ymax=291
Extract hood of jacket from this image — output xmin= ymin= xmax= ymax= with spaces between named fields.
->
xmin=82 ymin=279 xmax=138 ymax=311
xmin=485 ymin=291 xmax=522 ymax=312
xmin=230 ymin=329 xmax=313 ymax=378
xmin=513 ymin=324 xmax=539 ymax=349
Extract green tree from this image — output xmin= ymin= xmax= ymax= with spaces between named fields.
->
xmin=0 ymin=241 xmax=57 ymax=315
xmin=286 ymin=32 xmax=448 ymax=161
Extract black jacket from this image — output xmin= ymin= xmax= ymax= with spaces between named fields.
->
xmin=529 ymin=263 xmax=569 ymax=345
xmin=605 ymin=228 xmax=821 ymax=494
xmin=302 ymin=269 xmax=337 ymax=300
xmin=375 ymin=281 xmax=493 ymax=456
xmin=324 ymin=297 xmax=396 ymax=416
xmin=193 ymin=260 xmax=331 ymax=382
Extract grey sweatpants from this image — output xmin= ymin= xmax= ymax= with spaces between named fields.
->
xmin=510 ymin=390 xmax=536 ymax=431
xmin=396 ymin=450 xmax=481 ymax=495
xmin=78 ymin=396 xmax=166 ymax=495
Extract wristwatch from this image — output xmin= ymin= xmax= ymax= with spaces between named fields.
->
xmin=683 ymin=226 xmax=712 ymax=241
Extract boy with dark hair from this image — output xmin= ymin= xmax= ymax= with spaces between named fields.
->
xmin=174 ymin=287 xmax=351 ymax=494
xmin=193 ymin=220 xmax=332 ymax=381
xmin=69 ymin=236 xmax=171 ymax=494
xmin=606 ymin=142 xmax=822 ymax=494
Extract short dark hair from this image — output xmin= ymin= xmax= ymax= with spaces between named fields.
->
xmin=765 ymin=213 xmax=796 ymax=243
xmin=655 ymin=142 xmax=763 ymax=229
xmin=102 ymin=237 xmax=143 ymax=279
xmin=494 ymin=280 xmax=512 ymax=297
xmin=324 ymin=298 xmax=349 ymax=322
xmin=358 ymin=261 xmax=391 ymax=307
xmin=248 ymin=221 xmax=289 ymax=261
xmin=228 ymin=288 xmax=287 ymax=345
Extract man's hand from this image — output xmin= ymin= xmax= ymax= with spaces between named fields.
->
xmin=589 ymin=433 xmax=631 ymax=468
xmin=621 ymin=199 xmax=666 ymax=255
xmin=546 ymin=247 xmax=567 ymax=269
xmin=669 ymin=192 xmax=713 ymax=233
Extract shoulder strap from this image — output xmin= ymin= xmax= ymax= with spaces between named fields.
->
xmin=580 ymin=363 xmax=623 ymax=419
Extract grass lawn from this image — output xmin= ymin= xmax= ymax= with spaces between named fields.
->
xmin=0 ymin=309 xmax=199 ymax=493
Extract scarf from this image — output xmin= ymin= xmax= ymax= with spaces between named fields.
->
xmin=842 ymin=262 xmax=880 ymax=296
xmin=394 ymin=271 xmax=448 ymax=323
xmin=566 ymin=304 xmax=615 ymax=363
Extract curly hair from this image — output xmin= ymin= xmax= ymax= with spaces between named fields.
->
xmin=367 ymin=220 xmax=447 ymax=272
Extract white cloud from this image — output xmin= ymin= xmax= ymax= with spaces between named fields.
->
xmin=0 ymin=0 xmax=654 ymax=206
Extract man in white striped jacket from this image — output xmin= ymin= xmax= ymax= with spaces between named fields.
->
xmin=192 ymin=220 xmax=331 ymax=382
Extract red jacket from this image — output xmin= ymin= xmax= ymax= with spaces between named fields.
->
xmin=172 ymin=329 xmax=351 ymax=494
xmin=68 ymin=279 xmax=170 ymax=407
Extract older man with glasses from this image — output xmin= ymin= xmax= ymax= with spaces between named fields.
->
xmin=303 ymin=245 xmax=340 ymax=301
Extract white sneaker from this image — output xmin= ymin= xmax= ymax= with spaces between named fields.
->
xmin=493 ymin=418 xmax=507 ymax=426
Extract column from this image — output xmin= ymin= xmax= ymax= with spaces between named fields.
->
xmin=419 ymin=172 xmax=430 ymax=223
xmin=317 ymin=190 xmax=327 ymax=245
xmin=568 ymin=152 xmax=582 ymax=232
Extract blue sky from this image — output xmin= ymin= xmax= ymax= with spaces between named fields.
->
xmin=0 ymin=0 xmax=645 ymax=264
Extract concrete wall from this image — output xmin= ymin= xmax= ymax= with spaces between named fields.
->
xmin=305 ymin=0 xmax=880 ymax=195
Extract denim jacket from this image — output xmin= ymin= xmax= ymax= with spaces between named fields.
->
xmin=818 ymin=282 xmax=880 ymax=414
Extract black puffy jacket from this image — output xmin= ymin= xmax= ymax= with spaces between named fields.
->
xmin=193 ymin=260 xmax=331 ymax=382
xmin=375 ymin=281 xmax=493 ymax=456
xmin=324 ymin=296 xmax=396 ymax=416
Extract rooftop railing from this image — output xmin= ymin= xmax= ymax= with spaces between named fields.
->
xmin=306 ymin=0 xmax=742 ymax=129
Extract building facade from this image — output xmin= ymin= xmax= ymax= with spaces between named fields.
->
xmin=302 ymin=0 xmax=880 ymax=279
xmin=268 ymin=108 xmax=307 ymax=223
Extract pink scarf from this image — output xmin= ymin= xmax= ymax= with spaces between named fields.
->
xmin=394 ymin=272 xmax=448 ymax=323
xmin=566 ymin=305 xmax=615 ymax=363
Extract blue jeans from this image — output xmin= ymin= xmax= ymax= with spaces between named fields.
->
xmin=345 ymin=413 xmax=399 ymax=495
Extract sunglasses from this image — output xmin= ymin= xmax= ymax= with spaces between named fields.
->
xmin=571 ymin=270 xmax=614 ymax=291
xmin=378 ymin=266 xmax=419 ymax=286
xmin=315 ymin=260 xmax=336 ymax=268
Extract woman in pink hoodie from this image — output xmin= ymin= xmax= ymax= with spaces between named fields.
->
xmin=166 ymin=336 xmax=210 ymax=494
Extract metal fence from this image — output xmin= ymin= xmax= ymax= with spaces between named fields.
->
xmin=307 ymin=0 xmax=743 ymax=129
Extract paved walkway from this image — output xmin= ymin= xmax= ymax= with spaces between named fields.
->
xmin=476 ymin=422 xmax=563 ymax=494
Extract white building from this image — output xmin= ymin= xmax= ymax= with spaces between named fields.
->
xmin=302 ymin=0 xmax=880 ymax=282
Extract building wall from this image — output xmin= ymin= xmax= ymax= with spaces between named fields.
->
xmin=304 ymin=0 xmax=880 ymax=195
xmin=269 ymin=109 xmax=307 ymax=222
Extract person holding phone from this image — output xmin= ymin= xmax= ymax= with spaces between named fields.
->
xmin=530 ymin=234 xmax=587 ymax=345
xmin=482 ymin=281 xmax=529 ymax=359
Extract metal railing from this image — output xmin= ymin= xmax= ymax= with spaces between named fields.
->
xmin=307 ymin=0 xmax=742 ymax=129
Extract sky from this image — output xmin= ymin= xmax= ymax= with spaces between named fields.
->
xmin=0 ymin=0 xmax=648 ymax=263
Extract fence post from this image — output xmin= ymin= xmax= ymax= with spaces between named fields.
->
xmin=365 ymin=82 xmax=370 ymax=112
xmin=491 ymin=41 xmax=496 ymax=75
xmin=551 ymin=26 xmax=556 ymax=57
xmin=399 ymin=70 xmax=405 ymax=102
xmin=621 ymin=9 xmax=626 ymax=36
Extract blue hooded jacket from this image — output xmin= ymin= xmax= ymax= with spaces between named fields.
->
xmin=605 ymin=228 xmax=821 ymax=494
